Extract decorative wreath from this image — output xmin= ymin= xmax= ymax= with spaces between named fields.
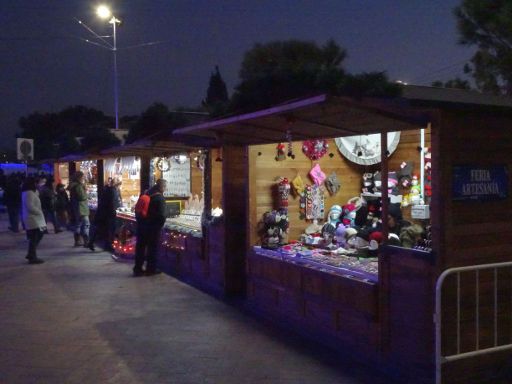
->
xmin=302 ymin=139 xmax=328 ymax=160
xmin=156 ymin=157 xmax=170 ymax=172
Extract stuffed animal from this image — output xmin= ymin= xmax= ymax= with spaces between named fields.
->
xmin=397 ymin=161 xmax=414 ymax=187
xmin=261 ymin=209 xmax=289 ymax=249
xmin=362 ymin=172 xmax=374 ymax=193
xmin=409 ymin=174 xmax=421 ymax=205
xmin=374 ymin=171 xmax=399 ymax=195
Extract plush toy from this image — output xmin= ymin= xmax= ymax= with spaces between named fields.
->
xmin=397 ymin=161 xmax=414 ymax=187
xmin=374 ymin=171 xmax=399 ymax=195
xmin=261 ymin=209 xmax=289 ymax=249
xmin=409 ymin=174 xmax=421 ymax=205
xmin=362 ymin=172 xmax=374 ymax=193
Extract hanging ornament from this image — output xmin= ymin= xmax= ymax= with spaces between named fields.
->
xmin=286 ymin=129 xmax=295 ymax=159
xmin=277 ymin=177 xmax=291 ymax=209
xmin=156 ymin=157 xmax=170 ymax=172
xmin=302 ymin=139 xmax=328 ymax=160
xmin=196 ymin=152 xmax=206 ymax=170
xmin=275 ymin=143 xmax=286 ymax=161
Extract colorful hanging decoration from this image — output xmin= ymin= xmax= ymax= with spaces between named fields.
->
xmin=156 ymin=157 xmax=170 ymax=172
xmin=304 ymin=184 xmax=325 ymax=220
xmin=286 ymin=129 xmax=295 ymax=159
xmin=302 ymin=139 xmax=328 ymax=160
xmin=275 ymin=143 xmax=286 ymax=161
xmin=277 ymin=177 xmax=291 ymax=209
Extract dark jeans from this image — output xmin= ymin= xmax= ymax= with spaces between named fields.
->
xmin=7 ymin=205 xmax=20 ymax=232
xmin=134 ymin=222 xmax=161 ymax=272
xmin=26 ymin=228 xmax=44 ymax=260
xmin=89 ymin=214 xmax=116 ymax=250
xmin=43 ymin=209 xmax=59 ymax=232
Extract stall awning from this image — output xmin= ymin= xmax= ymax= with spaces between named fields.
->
xmin=101 ymin=139 xmax=194 ymax=158
xmin=172 ymin=94 xmax=432 ymax=146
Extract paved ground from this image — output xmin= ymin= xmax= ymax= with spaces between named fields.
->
xmin=0 ymin=211 xmax=393 ymax=384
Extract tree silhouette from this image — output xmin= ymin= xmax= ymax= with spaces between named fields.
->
xmin=454 ymin=1 xmax=512 ymax=95
xmin=203 ymin=66 xmax=229 ymax=116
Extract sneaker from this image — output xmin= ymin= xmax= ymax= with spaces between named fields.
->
xmin=55 ymin=229 xmax=63 ymax=234
xmin=88 ymin=243 xmax=95 ymax=252
xmin=28 ymin=258 xmax=45 ymax=264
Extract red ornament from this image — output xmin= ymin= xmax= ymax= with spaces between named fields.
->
xmin=302 ymin=139 xmax=328 ymax=160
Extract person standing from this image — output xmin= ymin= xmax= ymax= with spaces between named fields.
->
xmin=55 ymin=183 xmax=70 ymax=230
xmin=21 ymin=177 xmax=46 ymax=264
xmin=4 ymin=174 xmax=22 ymax=232
xmin=68 ymin=171 xmax=90 ymax=247
xmin=38 ymin=177 xmax=62 ymax=234
xmin=133 ymin=179 xmax=167 ymax=276
xmin=87 ymin=177 xmax=121 ymax=252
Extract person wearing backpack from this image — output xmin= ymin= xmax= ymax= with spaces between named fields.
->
xmin=133 ymin=179 xmax=167 ymax=276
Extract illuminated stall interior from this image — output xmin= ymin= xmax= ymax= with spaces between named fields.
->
xmin=103 ymin=156 xmax=141 ymax=209
xmin=54 ymin=162 xmax=69 ymax=187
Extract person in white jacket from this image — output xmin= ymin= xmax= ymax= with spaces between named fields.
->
xmin=21 ymin=177 xmax=47 ymax=264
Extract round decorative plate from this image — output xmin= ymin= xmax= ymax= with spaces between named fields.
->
xmin=335 ymin=132 xmax=401 ymax=165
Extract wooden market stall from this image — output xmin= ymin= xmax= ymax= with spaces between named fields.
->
xmin=172 ymin=87 xmax=512 ymax=384
xmin=101 ymin=135 xmax=225 ymax=294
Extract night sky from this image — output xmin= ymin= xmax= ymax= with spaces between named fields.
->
xmin=0 ymin=0 xmax=472 ymax=151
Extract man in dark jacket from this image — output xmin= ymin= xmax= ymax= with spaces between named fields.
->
xmin=87 ymin=177 xmax=121 ymax=252
xmin=133 ymin=179 xmax=167 ymax=276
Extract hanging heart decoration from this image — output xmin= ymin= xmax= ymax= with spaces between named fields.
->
xmin=302 ymin=139 xmax=328 ymax=160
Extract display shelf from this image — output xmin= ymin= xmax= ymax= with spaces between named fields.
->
xmin=252 ymin=246 xmax=378 ymax=283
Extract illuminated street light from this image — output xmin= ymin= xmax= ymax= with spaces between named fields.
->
xmin=95 ymin=5 xmax=121 ymax=130
xmin=96 ymin=5 xmax=112 ymax=19
xmin=76 ymin=7 xmax=166 ymax=130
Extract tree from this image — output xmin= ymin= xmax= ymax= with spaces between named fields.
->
xmin=230 ymin=39 xmax=347 ymax=111
xmin=126 ymin=103 xmax=190 ymax=144
xmin=339 ymin=72 xmax=402 ymax=98
xmin=18 ymin=106 xmax=115 ymax=160
xmin=203 ymin=66 xmax=229 ymax=116
xmin=454 ymin=1 xmax=512 ymax=95
xmin=431 ymin=77 xmax=471 ymax=89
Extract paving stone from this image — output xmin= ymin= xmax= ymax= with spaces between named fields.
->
xmin=0 ymin=215 xmax=392 ymax=384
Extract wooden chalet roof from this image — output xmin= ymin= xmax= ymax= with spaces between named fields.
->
xmin=172 ymin=94 xmax=432 ymax=147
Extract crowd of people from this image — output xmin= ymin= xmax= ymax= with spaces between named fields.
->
xmin=1 ymin=169 xmax=168 ymax=277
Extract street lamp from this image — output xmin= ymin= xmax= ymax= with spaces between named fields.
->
xmin=96 ymin=4 xmax=121 ymax=130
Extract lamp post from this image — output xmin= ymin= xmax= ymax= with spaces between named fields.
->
xmin=96 ymin=5 xmax=121 ymax=130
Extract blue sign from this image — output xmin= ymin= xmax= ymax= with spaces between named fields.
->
xmin=452 ymin=165 xmax=508 ymax=201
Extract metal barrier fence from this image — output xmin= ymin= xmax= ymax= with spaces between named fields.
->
xmin=434 ymin=261 xmax=512 ymax=384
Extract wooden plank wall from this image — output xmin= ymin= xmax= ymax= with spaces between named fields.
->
xmin=223 ymin=145 xmax=248 ymax=296
xmin=248 ymin=129 xmax=430 ymax=245
xmin=439 ymin=110 xmax=512 ymax=268
xmin=210 ymin=148 xmax=223 ymax=209
xmin=437 ymin=110 xmax=512 ymax=383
